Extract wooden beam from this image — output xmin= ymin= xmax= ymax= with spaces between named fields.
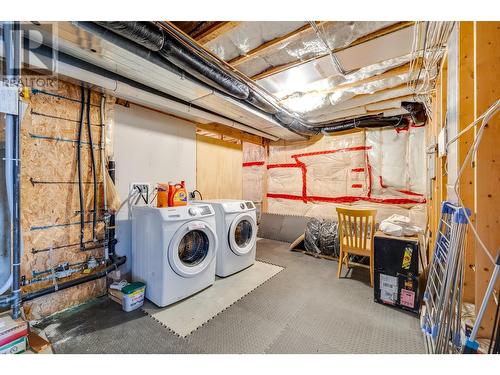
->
xmin=309 ymin=95 xmax=414 ymax=124
xmin=229 ymin=22 xmax=324 ymax=66
xmin=458 ymin=21 xmax=476 ymax=304
xmin=322 ymin=83 xmax=414 ymax=114
xmin=251 ymin=21 xmax=415 ymax=81
xmin=195 ymin=22 xmax=241 ymax=45
xmin=474 ymin=21 xmax=500 ymax=339
xmin=197 ymin=122 xmax=263 ymax=145
xmin=278 ymin=62 xmax=414 ymax=100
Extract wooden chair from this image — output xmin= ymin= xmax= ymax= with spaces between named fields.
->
xmin=336 ymin=207 xmax=377 ymax=287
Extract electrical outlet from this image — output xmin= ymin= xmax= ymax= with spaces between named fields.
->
xmin=130 ymin=182 xmax=150 ymax=204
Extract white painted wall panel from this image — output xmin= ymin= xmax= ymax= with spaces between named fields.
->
xmin=113 ymin=104 xmax=196 ymax=275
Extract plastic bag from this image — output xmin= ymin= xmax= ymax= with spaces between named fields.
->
xmin=304 ymin=218 xmax=340 ymax=256
xmin=379 ymin=214 xmax=422 ymax=237
xmin=304 ymin=218 xmax=322 ymax=254
xmin=319 ymin=220 xmax=340 ymax=257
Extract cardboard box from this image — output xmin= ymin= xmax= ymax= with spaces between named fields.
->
xmin=0 ymin=312 xmax=28 ymax=348
xmin=0 ymin=336 xmax=26 ymax=354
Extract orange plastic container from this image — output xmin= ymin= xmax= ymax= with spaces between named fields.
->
xmin=156 ymin=183 xmax=169 ymax=208
xmin=168 ymin=181 xmax=188 ymax=207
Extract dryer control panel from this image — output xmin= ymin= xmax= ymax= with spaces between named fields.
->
xmin=188 ymin=205 xmax=213 ymax=217
xmin=220 ymin=201 xmax=256 ymax=213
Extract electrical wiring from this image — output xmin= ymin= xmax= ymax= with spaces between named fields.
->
xmin=116 ymin=187 xmax=141 ymax=215
xmin=192 ymin=189 xmax=203 ymax=200
xmin=309 ymin=21 xmax=347 ymax=76
xmin=449 ymin=99 xmax=500 ymax=265
xmin=407 ymin=21 xmax=456 ymax=121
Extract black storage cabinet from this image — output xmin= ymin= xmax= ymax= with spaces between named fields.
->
xmin=373 ymin=232 xmax=421 ymax=314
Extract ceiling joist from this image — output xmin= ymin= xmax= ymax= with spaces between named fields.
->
xmin=251 ymin=21 xmax=416 ymax=81
xmin=228 ymin=22 xmax=325 ymax=66
xmin=195 ymin=21 xmax=241 ymax=45
xmin=315 ymin=94 xmax=415 ymax=124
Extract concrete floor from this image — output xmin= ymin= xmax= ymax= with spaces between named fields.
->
xmin=34 ymin=238 xmax=425 ymax=353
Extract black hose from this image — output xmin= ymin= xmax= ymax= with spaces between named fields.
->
xmin=77 ymin=84 xmax=85 ymax=250
xmin=108 ymin=160 xmax=116 ymax=256
xmin=21 ymin=255 xmax=126 ymax=302
xmin=86 ymin=88 xmax=98 ymax=241
xmin=192 ymin=190 xmax=203 ymax=200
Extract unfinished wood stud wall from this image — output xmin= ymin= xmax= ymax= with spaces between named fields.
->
xmin=429 ymin=21 xmax=500 ymax=338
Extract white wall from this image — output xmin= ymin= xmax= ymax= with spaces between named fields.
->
xmin=113 ymin=104 xmax=196 ymax=276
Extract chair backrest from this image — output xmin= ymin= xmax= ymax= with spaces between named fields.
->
xmin=336 ymin=207 xmax=377 ymax=252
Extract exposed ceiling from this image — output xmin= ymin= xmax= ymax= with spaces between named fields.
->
xmin=189 ymin=20 xmax=423 ymax=125
xmin=21 ymin=21 xmax=438 ymax=141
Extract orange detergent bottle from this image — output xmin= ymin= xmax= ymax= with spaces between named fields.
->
xmin=156 ymin=183 xmax=169 ymax=208
xmin=168 ymin=181 xmax=188 ymax=207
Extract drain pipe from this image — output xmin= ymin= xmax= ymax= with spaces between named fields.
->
xmin=0 ymin=22 xmax=22 ymax=318
xmin=107 ymin=160 xmax=116 ymax=257
xmin=22 ymin=255 xmax=126 ymax=302
xmin=0 ymin=22 xmax=14 ymax=302
xmin=11 ymin=22 xmax=22 ymax=319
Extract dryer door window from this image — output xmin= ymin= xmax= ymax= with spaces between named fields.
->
xmin=235 ymin=220 xmax=253 ymax=248
xmin=229 ymin=213 xmax=257 ymax=256
xmin=178 ymin=230 xmax=209 ymax=267
xmin=168 ymin=220 xmax=217 ymax=278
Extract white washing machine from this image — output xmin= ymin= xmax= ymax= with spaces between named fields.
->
xmin=197 ymin=200 xmax=257 ymax=277
xmin=131 ymin=204 xmax=218 ymax=307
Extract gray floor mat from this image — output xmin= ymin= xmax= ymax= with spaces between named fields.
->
xmin=34 ymin=238 xmax=425 ymax=354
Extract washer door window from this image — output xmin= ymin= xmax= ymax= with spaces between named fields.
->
xmin=168 ymin=220 xmax=217 ymax=278
xmin=228 ymin=213 xmax=257 ymax=256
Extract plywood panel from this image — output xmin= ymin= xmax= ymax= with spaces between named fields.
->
xmin=474 ymin=21 xmax=500 ymax=338
xmin=20 ymin=80 xmax=109 ymax=320
xmin=196 ymin=135 xmax=242 ymax=200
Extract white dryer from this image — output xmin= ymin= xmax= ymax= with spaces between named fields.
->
xmin=198 ymin=200 xmax=257 ymax=277
xmin=131 ymin=204 xmax=217 ymax=307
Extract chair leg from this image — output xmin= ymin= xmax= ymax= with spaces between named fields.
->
xmin=337 ymin=250 xmax=343 ymax=278
xmin=369 ymin=256 xmax=374 ymax=288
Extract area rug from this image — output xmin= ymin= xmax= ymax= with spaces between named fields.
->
xmin=142 ymin=260 xmax=284 ymax=337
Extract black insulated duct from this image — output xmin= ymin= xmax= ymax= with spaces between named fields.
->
xmin=402 ymin=101 xmax=427 ymax=125
xmin=159 ymin=37 xmax=250 ymax=100
xmin=92 ymin=21 xmax=319 ymax=137
xmin=85 ymin=22 xmax=428 ymax=138
xmin=95 ymin=21 xmax=250 ymax=100
xmin=96 ymin=21 xmax=165 ymax=51
xmin=321 ymin=115 xmax=411 ymax=134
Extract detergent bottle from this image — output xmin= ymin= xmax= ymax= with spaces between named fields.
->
xmin=168 ymin=181 xmax=188 ymax=207
xmin=156 ymin=183 xmax=169 ymax=208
